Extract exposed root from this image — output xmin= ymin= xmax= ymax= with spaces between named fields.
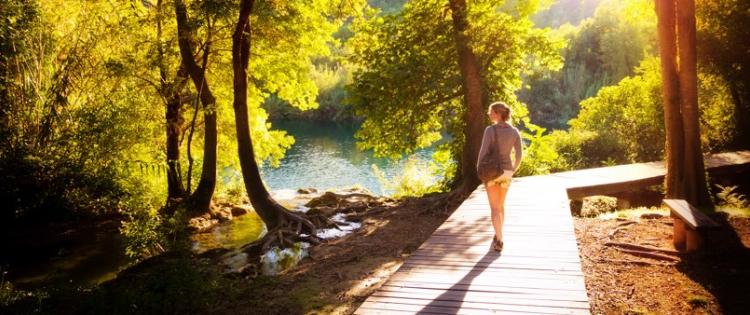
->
xmin=594 ymin=257 xmax=675 ymax=266
xmin=605 ymin=241 xmax=680 ymax=255
xmin=607 ymin=221 xmax=637 ymax=240
xmin=611 ymin=247 xmax=681 ymax=262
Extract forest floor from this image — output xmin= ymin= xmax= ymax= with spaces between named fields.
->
xmin=574 ymin=213 xmax=750 ymax=315
xmin=211 ymin=194 xmax=456 ymax=314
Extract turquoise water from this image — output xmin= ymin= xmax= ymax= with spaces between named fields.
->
xmin=260 ymin=120 xmax=437 ymax=195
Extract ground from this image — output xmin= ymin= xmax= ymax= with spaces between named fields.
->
xmin=574 ymin=213 xmax=750 ymax=315
xmin=214 ymin=195 xmax=455 ymax=314
xmin=6 ymin=192 xmax=750 ymax=314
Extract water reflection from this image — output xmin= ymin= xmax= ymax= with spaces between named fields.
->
xmin=261 ymin=120 xmax=436 ymax=194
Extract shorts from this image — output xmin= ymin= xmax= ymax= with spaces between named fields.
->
xmin=485 ymin=170 xmax=514 ymax=188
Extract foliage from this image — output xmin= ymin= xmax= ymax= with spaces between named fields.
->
xmin=580 ymin=195 xmax=618 ymax=217
xmin=696 ymin=0 xmax=750 ymax=146
xmin=520 ymin=0 xmax=657 ymax=129
xmin=372 ymin=156 xmax=442 ymax=198
xmin=348 ymin=0 xmax=563 ymax=182
xmin=547 ymin=57 xmax=736 ymax=170
xmin=532 ymin=0 xmax=602 ymax=28
xmin=715 ymin=185 xmax=748 ymax=209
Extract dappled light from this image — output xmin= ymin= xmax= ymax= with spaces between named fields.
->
xmin=1 ymin=0 xmax=748 ymax=314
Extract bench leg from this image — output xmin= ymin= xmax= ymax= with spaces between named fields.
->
xmin=685 ymin=228 xmax=703 ymax=252
xmin=673 ymin=218 xmax=687 ymax=251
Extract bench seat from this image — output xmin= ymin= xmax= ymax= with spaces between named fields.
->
xmin=663 ymin=199 xmax=719 ymax=252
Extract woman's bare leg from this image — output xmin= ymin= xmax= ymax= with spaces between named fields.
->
xmin=485 ymin=183 xmax=509 ymax=242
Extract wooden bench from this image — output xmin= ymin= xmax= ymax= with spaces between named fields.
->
xmin=663 ymin=199 xmax=720 ymax=252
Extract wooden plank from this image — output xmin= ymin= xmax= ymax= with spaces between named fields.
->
xmin=663 ymin=199 xmax=719 ymax=229
xmin=358 ymin=298 xmax=590 ymax=315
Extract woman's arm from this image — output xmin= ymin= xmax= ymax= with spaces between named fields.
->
xmin=512 ymin=130 xmax=523 ymax=172
xmin=476 ymin=126 xmax=493 ymax=166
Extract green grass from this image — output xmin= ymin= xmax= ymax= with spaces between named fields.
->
xmin=715 ymin=205 xmax=750 ymax=218
xmin=596 ymin=206 xmax=670 ymax=220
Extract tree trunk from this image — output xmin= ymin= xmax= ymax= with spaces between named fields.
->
xmin=175 ymin=0 xmax=217 ymax=212
xmin=158 ymin=0 xmax=185 ymax=200
xmin=231 ymin=0 xmax=281 ymax=227
xmin=676 ymin=0 xmax=711 ymax=207
xmin=656 ymin=0 xmax=685 ymax=199
xmin=165 ymin=91 xmax=185 ymax=199
xmin=448 ymin=0 xmax=485 ymax=194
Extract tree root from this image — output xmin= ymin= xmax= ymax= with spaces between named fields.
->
xmin=605 ymin=241 xmax=680 ymax=255
xmin=610 ymin=247 xmax=680 ymax=262
xmin=594 ymin=257 xmax=675 ymax=266
xmin=607 ymin=221 xmax=636 ymax=240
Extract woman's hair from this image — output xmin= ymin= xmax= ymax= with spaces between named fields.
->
xmin=488 ymin=101 xmax=511 ymax=122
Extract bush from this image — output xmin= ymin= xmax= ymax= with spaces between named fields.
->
xmin=372 ymin=155 xmax=442 ymax=198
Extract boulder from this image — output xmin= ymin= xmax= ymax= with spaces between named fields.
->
xmin=297 ymin=188 xmax=318 ymax=194
xmin=231 ymin=205 xmax=252 ymax=217
xmin=211 ymin=207 xmax=233 ymax=222
xmin=189 ymin=217 xmax=218 ymax=232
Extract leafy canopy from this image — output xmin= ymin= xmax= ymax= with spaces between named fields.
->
xmin=347 ymin=0 xmax=563 ymax=162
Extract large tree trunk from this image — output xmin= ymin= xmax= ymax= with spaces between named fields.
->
xmin=676 ymin=0 xmax=711 ymax=206
xmin=656 ymin=0 xmax=685 ymax=199
xmin=448 ymin=0 xmax=485 ymax=195
xmin=231 ymin=0 xmax=314 ymax=235
xmin=175 ymin=0 xmax=217 ymax=212
xmin=656 ymin=0 xmax=711 ymax=207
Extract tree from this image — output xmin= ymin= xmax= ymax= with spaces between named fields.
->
xmin=175 ymin=0 xmax=218 ymax=212
xmin=228 ymin=0 xmax=361 ymax=249
xmin=348 ymin=0 xmax=561 ymax=191
xmin=655 ymin=0 xmax=710 ymax=206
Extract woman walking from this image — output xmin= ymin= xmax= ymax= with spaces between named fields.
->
xmin=477 ymin=102 xmax=523 ymax=252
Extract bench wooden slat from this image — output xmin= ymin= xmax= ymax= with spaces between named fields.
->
xmin=663 ymin=199 xmax=719 ymax=229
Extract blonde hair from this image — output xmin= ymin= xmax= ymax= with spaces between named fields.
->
xmin=488 ymin=101 xmax=511 ymax=122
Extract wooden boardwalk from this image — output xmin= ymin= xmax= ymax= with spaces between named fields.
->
xmin=355 ymin=151 xmax=750 ymax=314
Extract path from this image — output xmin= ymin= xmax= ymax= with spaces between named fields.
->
xmin=355 ymin=151 xmax=750 ymax=314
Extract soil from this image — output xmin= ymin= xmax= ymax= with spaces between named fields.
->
xmin=214 ymin=194 xmax=457 ymax=314
xmin=574 ymin=214 xmax=750 ymax=315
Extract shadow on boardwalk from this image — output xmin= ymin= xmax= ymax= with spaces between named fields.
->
xmin=417 ymin=249 xmax=501 ymax=314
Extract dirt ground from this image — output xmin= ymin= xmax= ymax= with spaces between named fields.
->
xmin=574 ymin=214 xmax=750 ymax=315
xmin=215 ymin=194 xmax=457 ymax=314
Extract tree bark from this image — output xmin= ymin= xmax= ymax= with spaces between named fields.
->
xmin=231 ymin=0 xmax=281 ymax=227
xmin=448 ymin=0 xmax=485 ymax=194
xmin=676 ymin=0 xmax=711 ymax=207
xmin=157 ymin=0 xmax=185 ymax=200
xmin=656 ymin=0 xmax=685 ymax=199
xmin=175 ymin=0 xmax=217 ymax=212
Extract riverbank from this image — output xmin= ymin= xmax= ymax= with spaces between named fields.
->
xmin=1 ymin=191 xmax=459 ymax=314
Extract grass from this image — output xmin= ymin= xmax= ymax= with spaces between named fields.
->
xmin=715 ymin=205 xmax=750 ymax=218
xmin=596 ymin=206 xmax=670 ymax=220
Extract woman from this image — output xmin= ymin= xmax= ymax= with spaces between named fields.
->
xmin=477 ymin=101 xmax=523 ymax=252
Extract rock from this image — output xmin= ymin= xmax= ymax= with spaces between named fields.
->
xmin=211 ymin=207 xmax=233 ymax=222
xmin=297 ymin=188 xmax=318 ymax=194
xmin=231 ymin=205 xmax=251 ymax=217
xmin=307 ymin=206 xmax=338 ymax=217
xmin=189 ymin=217 xmax=218 ymax=232
xmin=305 ymin=191 xmax=341 ymax=208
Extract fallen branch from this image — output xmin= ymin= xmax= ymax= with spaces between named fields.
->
xmin=605 ymin=241 xmax=680 ymax=255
